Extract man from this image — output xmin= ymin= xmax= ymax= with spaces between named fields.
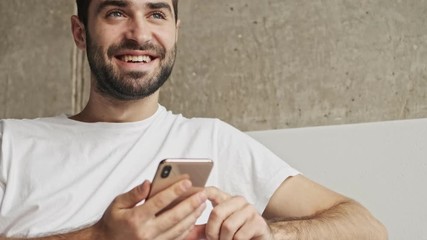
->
xmin=0 ymin=0 xmax=387 ymax=239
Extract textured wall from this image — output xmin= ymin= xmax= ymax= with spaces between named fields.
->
xmin=1 ymin=0 xmax=427 ymax=131
xmin=161 ymin=0 xmax=427 ymax=130
xmin=0 ymin=0 xmax=75 ymax=118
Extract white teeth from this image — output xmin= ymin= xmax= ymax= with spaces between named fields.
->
xmin=122 ymin=55 xmax=152 ymax=63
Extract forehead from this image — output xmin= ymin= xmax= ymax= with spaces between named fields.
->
xmin=89 ymin=0 xmax=175 ymax=13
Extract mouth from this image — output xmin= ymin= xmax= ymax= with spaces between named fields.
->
xmin=118 ymin=54 xmax=154 ymax=64
xmin=113 ymin=51 xmax=161 ymax=72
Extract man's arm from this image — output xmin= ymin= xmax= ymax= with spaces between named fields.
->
xmin=200 ymin=174 xmax=387 ymax=240
xmin=264 ymin=175 xmax=388 ymax=240
xmin=0 ymin=179 xmax=207 ymax=240
xmin=0 ymin=228 xmax=97 ymax=240
xmin=267 ymin=200 xmax=386 ymax=240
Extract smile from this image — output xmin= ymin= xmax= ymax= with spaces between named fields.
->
xmin=120 ymin=55 xmax=153 ymax=63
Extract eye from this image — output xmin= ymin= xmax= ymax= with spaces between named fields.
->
xmin=106 ymin=10 xmax=125 ymax=18
xmin=151 ymin=11 xmax=167 ymax=20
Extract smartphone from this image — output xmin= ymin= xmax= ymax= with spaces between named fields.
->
xmin=148 ymin=158 xmax=213 ymax=204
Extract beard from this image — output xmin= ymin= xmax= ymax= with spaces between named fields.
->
xmin=86 ymin=34 xmax=176 ymax=101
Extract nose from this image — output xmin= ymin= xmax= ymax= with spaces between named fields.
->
xmin=125 ymin=17 xmax=152 ymax=44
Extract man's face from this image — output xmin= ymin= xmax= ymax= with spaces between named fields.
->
xmin=85 ymin=0 xmax=178 ymax=100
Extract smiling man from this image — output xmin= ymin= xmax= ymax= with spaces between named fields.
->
xmin=71 ymin=0 xmax=179 ymax=122
xmin=0 ymin=0 xmax=387 ymax=239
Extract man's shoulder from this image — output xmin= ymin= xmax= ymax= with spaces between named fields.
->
xmin=169 ymin=115 xmax=247 ymax=143
xmin=0 ymin=115 xmax=69 ymax=134
xmin=161 ymin=107 xmax=220 ymax=128
xmin=1 ymin=114 xmax=65 ymax=121
xmin=1 ymin=115 xmax=66 ymax=125
xmin=160 ymin=108 xmax=239 ymax=138
xmin=167 ymin=114 xmax=221 ymax=132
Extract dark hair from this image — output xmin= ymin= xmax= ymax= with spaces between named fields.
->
xmin=76 ymin=0 xmax=179 ymax=26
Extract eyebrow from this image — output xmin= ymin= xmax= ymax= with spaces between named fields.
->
xmin=96 ymin=0 xmax=128 ymax=15
xmin=146 ymin=2 xmax=173 ymax=15
xmin=96 ymin=1 xmax=173 ymax=16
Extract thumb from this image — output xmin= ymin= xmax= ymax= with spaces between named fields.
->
xmin=186 ymin=224 xmax=206 ymax=240
xmin=114 ymin=180 xmax=151 ymax=209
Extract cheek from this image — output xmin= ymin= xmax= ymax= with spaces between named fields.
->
xmin=154 ymin=27 xmax=178 ymax=48
xmin=93 ymin=26 xmax=123 ymax=46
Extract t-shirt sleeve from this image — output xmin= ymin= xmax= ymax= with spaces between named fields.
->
xmin=214 ymin=120 xmax=300 ymax=213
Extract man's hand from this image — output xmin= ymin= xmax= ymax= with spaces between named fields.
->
xmin=188 ymin=187 xmax=273 ymax=240
xmin=93 ymin=179 xmax=207 ymax=240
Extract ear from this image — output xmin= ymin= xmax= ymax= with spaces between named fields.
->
xmin=175 ymin=19 xmax=181 ymax=42
xmin=71 ymin=15 xmax=87 ymax=50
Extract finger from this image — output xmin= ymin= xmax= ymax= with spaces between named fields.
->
xmin=113 ymin=180 xmax=151 ymax=209
xmin=142 ymin=179 xmax=193 ymax=216
xmin=219 ymin=204 xmax=253 ymax=240
xmin=155 ymin=190 xmax=207 ymax=232
xmin=185 ymin=224 xmax=206 ymax=240
xmin=205 ymin=196 xmax=247 ymax=240
xmin=205 ymin=186 xmax=232 ymax=206
xmin=156 ymin=202 xmax=206 ymax=240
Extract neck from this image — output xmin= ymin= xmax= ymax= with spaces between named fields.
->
xmin=70 ymin=90 xmax=160 ymax=123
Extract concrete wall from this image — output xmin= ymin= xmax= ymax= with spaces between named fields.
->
xmin=1 ymin=0 xmax=427 ymax=131
xmin=0 ymin=0 xmax=75 ymax=118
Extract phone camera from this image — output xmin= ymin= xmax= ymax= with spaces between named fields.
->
xmin=161 ymin=165 xmax=172 ymax=178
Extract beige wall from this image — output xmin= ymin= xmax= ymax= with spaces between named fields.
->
xmin=0 ymin=0 xmax=75 ymax=118
xmin=1 ymin=0 xmax=427 ymax=131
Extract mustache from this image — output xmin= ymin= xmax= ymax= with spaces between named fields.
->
xmin=107 ymin=40 xmax=166 ymax=58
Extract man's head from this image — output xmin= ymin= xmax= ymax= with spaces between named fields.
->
xmin=72 ymin=0 xmax=179 ymax=101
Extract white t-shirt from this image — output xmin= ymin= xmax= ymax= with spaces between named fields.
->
xmin=0 ymin=105 xmax=298 ymax=237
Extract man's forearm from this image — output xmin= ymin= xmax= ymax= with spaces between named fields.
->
xmin=268 ymin=200 xmax=388 ymax=240
xmin=0 ymin=224 xmax=101 ymax=240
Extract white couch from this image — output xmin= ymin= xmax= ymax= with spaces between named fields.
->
xmin=248 ymin=118 xmax=427 ymax=240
